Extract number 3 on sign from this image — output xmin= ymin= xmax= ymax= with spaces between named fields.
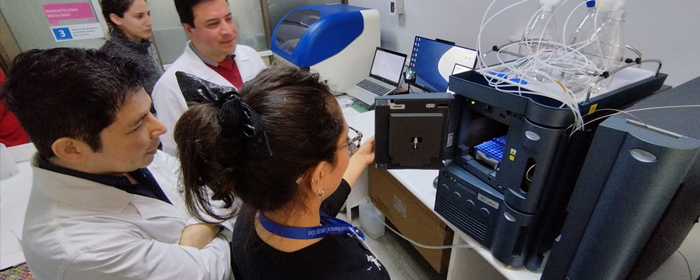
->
xmin=52 ymin=27 xmax=73 ymax=41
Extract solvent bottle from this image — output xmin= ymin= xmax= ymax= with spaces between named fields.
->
xmin=564 ymin=0 xmax=599 ymax=94
xmin=584 ymin=7 xmax=627 ymax=91
xmin=522 ymin=2 xmax=560 ymax=54
xmin=570 ymin=1 xmax=598 ymax=46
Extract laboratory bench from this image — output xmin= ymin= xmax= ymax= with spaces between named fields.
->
xmin=344 ymin=110 xmax=540 ymax=280
xmin=343 ymin=108 xmax=700 ymax=280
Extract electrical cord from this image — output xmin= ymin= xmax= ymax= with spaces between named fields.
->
xmin=477 ymin=0 xmax=532 ymax=69
xmin=486 ymin=42 xmax=609 ymax=130
xmin=359 ymin=197 xmax=488 ymax=252
xmin=676 ymin=250 xmax=694 ymax=280
xmin=476 ymin=0 xmax=646 ymax=133
xmin=568 ymin=108 xmax=643 ymax=136
xmin=487 ymin=41 xmax=601 ymax=122
xmin=526 ymin=164 xmax=537 ymax=182
xmin=588 ymin=105 xmax=700 ymax=126
xmin=568 ymin=105 xmax=700 ymax=136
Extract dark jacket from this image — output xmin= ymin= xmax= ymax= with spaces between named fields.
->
xmin=100 ymin=32 xmax=163 ymax=113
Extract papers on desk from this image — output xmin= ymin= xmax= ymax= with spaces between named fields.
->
xmin=2 ymin=223 xmax=27 ymax=269
xmin=0 ymin=143 xmax=35 ymax=270
xmin=0 ymin=162 xmax=30 ymax=269
xmin=0 ymin=144 xmax=19 ymax=180
xmin=7 ymin=143 xmax=36 ymax=163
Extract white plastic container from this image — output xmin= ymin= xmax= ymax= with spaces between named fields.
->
xmin=359 ymin=199 xmax=386 ymax=239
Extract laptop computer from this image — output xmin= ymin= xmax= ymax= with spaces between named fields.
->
xmin=346 ymin=47 xmax=407 ymax=106
xmin=447 ymin=63 xmax=474 ymax=93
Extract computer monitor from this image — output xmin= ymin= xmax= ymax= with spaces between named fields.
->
xmin=409 ymin=36 xmax=479 ymax=92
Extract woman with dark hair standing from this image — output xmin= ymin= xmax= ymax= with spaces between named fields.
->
xmin=100 ymin=0 xmax=162 ymax=113
xmin=174 ymin=66 xmax=390 ymax=280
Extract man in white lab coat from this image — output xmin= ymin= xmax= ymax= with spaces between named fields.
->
xmin=1 ymin=48 xmax=233 ymax=280
xmin=153 ymin=0 xmax=267 ymax=156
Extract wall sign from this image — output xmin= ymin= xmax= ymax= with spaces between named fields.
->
xmin=43 ymin=2 xmax=104 ymax=42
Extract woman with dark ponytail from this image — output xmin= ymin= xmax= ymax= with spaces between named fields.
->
xmin=174 ymin=65 xmax=390 ymax=280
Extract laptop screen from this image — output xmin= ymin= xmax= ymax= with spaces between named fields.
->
xmin=447 ymin=63 xmax=473 ymax=93
xmin=369 ymin=47 xmax=407 ymax=86
xmin=452 ymin=63 xmax=472 ymax=75
xmin=409 ymin=36 xmax=478 ymax=92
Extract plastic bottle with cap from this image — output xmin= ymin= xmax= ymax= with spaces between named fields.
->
xmin=359 ymin=198 xmax=386 ymax=239
xmin=564 ymin=0 xmax=600 ymax=94
xmin=583 ymin=0 xmax=627 ymax=92
xmin=520 ymin=0 xmax=561 ymax=83
xmin=522 ymin=0 xmax=561 ymax=54
xmin=570 ymin=0 xmax=599 ymax=46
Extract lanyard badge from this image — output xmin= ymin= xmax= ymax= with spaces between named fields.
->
xmin=258 ymin=213 xmax=365 ymax=241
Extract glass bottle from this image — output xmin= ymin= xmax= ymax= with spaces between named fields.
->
xmin=570 ymin=1 xmax=598 ymax=46
xmin=584 ymin=8 xmax=627 ymax=91
xmin=520 ymin=2 xmax=560 ymax=83
xmin=522 ymin=3 xmax=560 ymax=54
xmin=564 ymin=0 xmax=599 ymax=94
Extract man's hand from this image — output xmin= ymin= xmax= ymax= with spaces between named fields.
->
xmin=179 ymin=223 xmax=221 ymax=249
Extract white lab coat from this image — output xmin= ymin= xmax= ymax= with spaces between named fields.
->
xmin=152 ymin=42 xmax=267 ymax=156
xmin=21 ymin=151 xmax=233 ymax=280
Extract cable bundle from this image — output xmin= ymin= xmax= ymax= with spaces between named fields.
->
xmin=475 ymin=0 xmax=632 ymax=132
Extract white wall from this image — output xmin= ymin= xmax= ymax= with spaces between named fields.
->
xmin=349 ymin=0 xmax=700 ymax=86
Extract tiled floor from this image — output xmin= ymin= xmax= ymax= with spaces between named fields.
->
xmin=345 ymin=207 xmax=445 ymax=280
xmin=0 ymin=264 xmax=34 ymax=280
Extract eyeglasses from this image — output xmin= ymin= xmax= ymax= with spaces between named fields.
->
xmin=337 ymin=126 xmax=363 ymax=153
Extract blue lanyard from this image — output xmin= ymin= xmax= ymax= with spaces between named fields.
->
xmin=258 ymin=213 xmax=365 ymax=241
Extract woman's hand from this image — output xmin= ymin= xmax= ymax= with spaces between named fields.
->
xmin=343 ymin=136 xmax=375 ymax=188
xmin=354 ymin=136 xmax=375 ymax=166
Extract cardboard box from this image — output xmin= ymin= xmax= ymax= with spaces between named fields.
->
xmin=368 ymin=167 xmax=454 ymax=275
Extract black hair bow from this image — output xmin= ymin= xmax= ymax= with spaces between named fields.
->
xmin=175 ymin=71 xmax=272 ymax=159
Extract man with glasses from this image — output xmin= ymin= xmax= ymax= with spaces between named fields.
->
xmin=2 ymin=48 xmax=233 ymax=280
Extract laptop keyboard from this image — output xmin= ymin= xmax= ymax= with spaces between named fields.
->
xmin=358 ymin=79 xmax=392 ymax=95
